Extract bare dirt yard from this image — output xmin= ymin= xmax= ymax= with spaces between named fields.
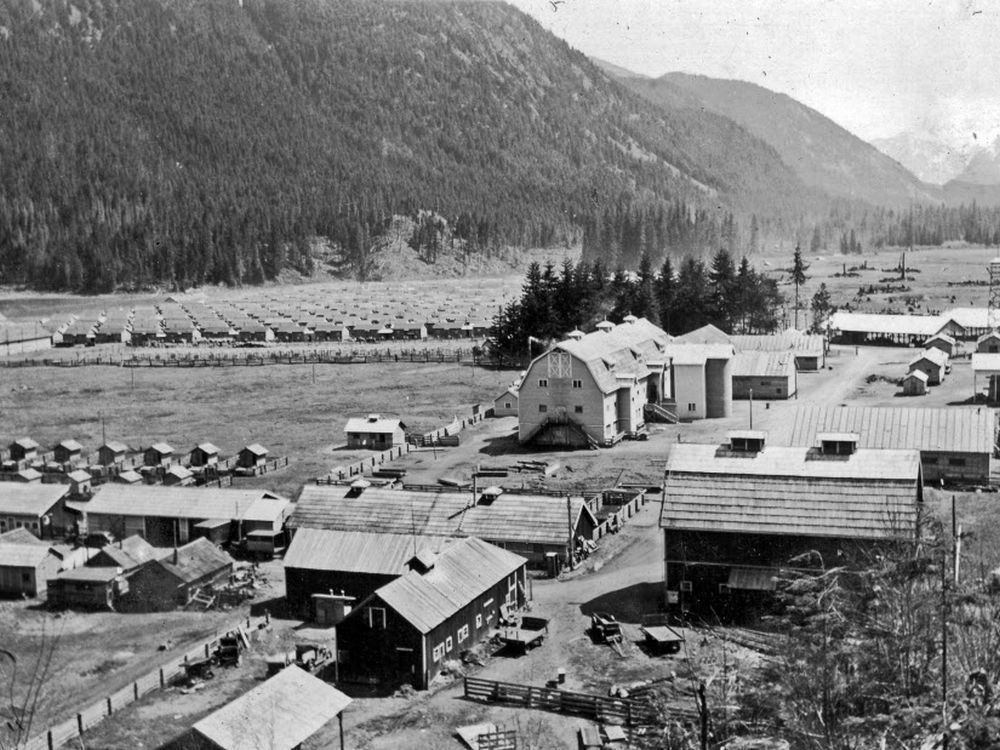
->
xmin=0 ymin=361 xmax=518 ymax=497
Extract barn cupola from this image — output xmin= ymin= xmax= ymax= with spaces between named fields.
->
xmin=818 ymin=432 xmax=860 ymax=456
xmin=623 ymin=314 xmax=638 ymax=324
xmin=596 ymin=320 xmax=614 ymax=333
xmin=567 ymin=329 xmax=585 ymax=341
xmin=346 ymin=478 xmax=370 ymax=498
xmin=727 ymin=430 xmax=766 ymax=453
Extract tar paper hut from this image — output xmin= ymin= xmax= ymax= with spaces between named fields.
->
xmin=660 ymin=431 xmax=922 ymax=616
xmin=336 ymin=537 xmax=527 ymax=689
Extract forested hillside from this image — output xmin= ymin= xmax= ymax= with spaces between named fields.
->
xmin=0 ymin=0 xmax=823 ymax=291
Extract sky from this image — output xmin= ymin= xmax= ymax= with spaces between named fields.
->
xmin=506 ymin=0 xmax=1000 ymax=150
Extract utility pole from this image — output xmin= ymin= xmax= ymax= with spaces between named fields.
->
xmin=697 ymin=682 xmax=708 ymax=750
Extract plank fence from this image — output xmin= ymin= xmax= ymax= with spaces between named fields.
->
xmin=463 ymin=676 xmax=658 ymax=727
xmin=25 ymin=616 xmax=264 ymax=750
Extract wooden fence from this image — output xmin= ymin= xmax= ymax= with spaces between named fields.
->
xmin=25 ymin=617 xmax=264 ymax=750
xmin=463 ymin=676 xmax=657 ymax=727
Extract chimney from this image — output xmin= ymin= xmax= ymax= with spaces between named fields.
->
xmin=818 ymin=432 xmax=859 ymax=456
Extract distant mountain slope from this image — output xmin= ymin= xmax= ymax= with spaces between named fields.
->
xmin=871 ymin=132 xmax=969 ymax=185
xmin=652 ymin=73 xmax=939 ymax=206
xmin=0 ymin=0 xmax=830 ymax=291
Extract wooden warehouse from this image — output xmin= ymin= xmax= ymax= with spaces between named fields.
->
xmin=336 ymin=536 xmax=527 ymax=689
xmin=120 ymin=538 xmax=234 ymax=611
xmin=0 ymin=484 xmax=73 ymax=538
xmin=293 ymin=485 xmax=597 ymax=567
xmin=757 ymin=404 xmax=996 ymax=485
xmin=79 ymin=485 xmax=291 ymax=547
xmin=344 ymin=414 xmax=406 ymax=450
xmin=681 ymin=326 xmax=825 ymax=372
xmin=0 ymin=543 xmax=61 ymax=598
xmin=731 ymin=351 xmax=797 ymax=400
xmin=660 ymin=432 xmax=922 ymax=616
xmin=284 ymin=529 xmax=433 ymax=619
xmin=187 ymin=665 xmax=351 ymax=750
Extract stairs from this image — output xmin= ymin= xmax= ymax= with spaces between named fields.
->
xmin=644 ymin=401 xmax=678 ymax=424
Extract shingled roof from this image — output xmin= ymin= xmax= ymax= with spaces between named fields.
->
xmin=661 ymin=442 xmax=922 ymax=540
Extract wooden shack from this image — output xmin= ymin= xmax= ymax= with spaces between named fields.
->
xmin=53 ymin=439 xmax=83 ymax=465
xmin=344 ymin=415 xmax=406 ymax=450
xmin=901 ymin=370 xmax=929 ymax=396
xmin=0 ymin=544 xmax=61 ymax=597
xmin=9 ymin=438 xmax=39 ymax=463
xmin=144 ymin=442 xmax=174 ymax=467
xmin=189 ymin=443 xmax=220 ymax=468
xmin=121 ymin=538 xmax=234 ymax=611
xmin=97 ymin=441 xmax=129 ymax=467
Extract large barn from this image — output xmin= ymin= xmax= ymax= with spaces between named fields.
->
xmin=660 ymin=432 xmax=923 ymax=616
xmin=292 ymin=484 xmax=597 ymax=568
xmin=336 ymin=536 xmax=527 ymax=689
xmin=516 ymin=317 xmax=732 ymax=447
xmin=757 ymin=405 xmax=996 ymax=485
xmin=79 ymin=485 xmax=291 ymax=547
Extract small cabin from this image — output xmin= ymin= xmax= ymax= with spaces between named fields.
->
xmin=144 ymin=443 xmax=174 ymax=467
xmin=977 ymin=331 xmax=1000 ymax=354
xmin=492 ymin=387 xmax=518 ymax=418
xmin=237 ymin=444 xmax=268 ymax=470
xmin=97 ymin=441 xmax=129 ymax=467
xmin=189 ymin=443 xmax=220 ymax=468
xmin=9 ymin=438 xmax=39 ymax=463
xmin=901 ymin=369 xmax=929 ymax=396
xmin=162 ymin=465 xmax=194 ymax=487
xmin=66 ymin=469 xmax=93 ymax=498
xmin=344 ymin=415 xmax=406 ymax=450
xmin=907 ymin=348 xmax=948 ymax=386
xmin=53 ymin=439 xmax=83 ymax=465
xmin=923 ymin=332 xmax=956 ymax=358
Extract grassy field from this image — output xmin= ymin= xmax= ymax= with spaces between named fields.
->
xmin=0 ymin=361 xmax=518 ymax=497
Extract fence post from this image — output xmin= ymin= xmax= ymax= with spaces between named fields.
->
xmin=134 ymin=682 xmax=139 ymax=700
xmin=106 ymin=696 xmax=112 ymax=716
xmin=77 ymin=714 xmax=83 ymax=736
xmin=48 ymin=729 xmax=54 ymax=750
xmin=159 ymin=667 xmax=164 ymax=687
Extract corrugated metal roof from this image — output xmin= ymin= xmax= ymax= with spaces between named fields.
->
xmin=972 ymin=353 xmax=1000 ymax=374
xmin=730 ymin=333 xmax=825 ymax=354
xmin=0 ymin=543 xmax=53 ymax=567
xmin=943 ymin=307 xmax=988 ymax=329
xmin=675 ymin=324 xmax=731 ymax=345
xmin=759 ymin=405 xmax=995 ymax=454
xmin=375 ymin=537 xmax=526 ymax=633
xmin=732 ymin=351 xmax=796 ymax=378
xmin=284 ymin=529 xmax=437 ymax=575
xmin=0 ymin=528 xmax=45 ymax=545
xmin=0 ymin=484 xmax=68 ymax=516
xmin=909 ymin=348 xmax=948 ymax=368
xmin=95 ymin=535 xmax=158 ymax=570
xmin=193 ymin=665 xmax=350 ymax=750
xmin=293 ymin=486 xmax=593 ymax=547
xmin=85 ymin=485 xmax=290 ymax=524
xmin=56 ymin=567 xmax=120 ymax=582
xmin=828 ymin=312 xmax=948 ymax=337
xmin=661 ymin=443 xmax=921 ymax=539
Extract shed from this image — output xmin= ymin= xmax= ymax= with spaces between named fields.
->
xmin=0 ymin=544 xmax=61 ymax=597
xmin=972 ymin=353 xmax=1000 ymax=401
xmin=901 ymin=369 xmax=929 ymax=396
xmin=190 ymin=443 xmax=220 ymax=468
xmin=189 ymin=665 xmax=351 ymax=750
xmin=97 ymin=441 xmax=129 ymax=467
xmin=89 ymin=534 xmax=159 ymax=574
xmin=236 ymin=444 xmax=268 ymax=470
xmin=47 ymin=567 xmax=127 ymax=610
xmin=66 ymin=469 xmax=93 ymax=497
xmin=113 ymin=469 xmax=143 ymax=485
xmin=163 ymin=464 xmax=195 ymax=487
xmin=731 ymin=351 xmax=797 ymax=400
xmin=336 ymin=537 xmax=527 ymax=688
xmin=122 ymin=538 xmax=234 ymax=611
xmin=660 ymin=436 xmax=922 ymax=614
xmin=14 ymin=468 xmax=42 ymax=484
xmin=492 ymin=387 xmax=518 ymax=418
xmin=144 ymin=443 xmax=174 ymax=467
xmin=9 ymin=438 xmax=39 ymax=463
xmin=344 ymin=415 xmax=406 ymax=450
xmin=976 ymin=331 xmax=1000 ymax=354
xmin=907 ymin=348 xmax=948 ymax=385
xmin=923 ymin=332 xmax=957 ymax=357
xmin=54 ymin=439 xmax=84 ymax=465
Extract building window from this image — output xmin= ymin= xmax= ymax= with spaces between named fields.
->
xmin=365 ymin=607 xmax=386 ymax=629
xmin=574 ymin=405 xmax=583 ymax=414
xmin=949 ymin=458 xmax=967 ymax=467
xmin=687 ymin=403 xmax=696 ymax=412
xmin=572 ymin=379 xmax=582 ymax=388
xmin=446 ymin=636 xmax=453 ymax=652
xmin=538 ymin=404 xmax=547 ymax=413
xmin=432 ymin=644 xmax=444 ymax=662
xmin=538 ymin=378 xmax=548 ymax=388
xmin=680 ymin=580 xmax=693 ymax=592
xmin=504 ymin=402 xmax=511 ymax=409
xmin=458 ymin=625 xmax=469 ymax=643
xmin=476 ymin=614 xmax=483 ymax=628
xmin=22 ymin=572 xmax=31 ymax=584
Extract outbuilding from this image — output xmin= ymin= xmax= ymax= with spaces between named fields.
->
xmin=344 ymin=415 xmax=406 ymax=450
xmin=163 ymin=465 xmax=195 ymax=487
xmin=47 ymin=567 xmax=128 ymax=610
xmin=97 ymin=441 xmax=129 ymax=467
xmin=53 ymin=439 xmax=84 ymax=465
xmin=907 ymin=348 xmax=948 ymax=385
xmin=977 ymin=331 xmax=1000 ymax=354
xmin=731 ymin=351 xmax=797 ymax=400
xmin=144 ymin=443 xmax=174 ymax=467
xmin=901 ymin=369 xmax=929 ymax=396
xmin=923 ymin=332 xmax=957 ymax=358
xmin=121 ymin=537 xmax=234 ymax=611
xmin=492 ymin=387 xmax=519 ymax=417
xmin=336 ymin=536 xmax=527 ymax=689
xmin=236 ymin=444 xmax=268 ymax=471
xmin=66 ymin=469 xmax=93 ymax=498
xmin=190 ymin=443 xmax=220 ymax=468
xmin=188 ymin=665 xmax=351 ymax=750
xmin=0 ymin=544 xmax=61 ymax=598
xmin=0 ymin=484 xmax=73 ymax=538
xmin=9 ymin=438 xmax=39 ymax=463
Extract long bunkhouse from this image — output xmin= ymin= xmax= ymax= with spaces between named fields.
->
xmin=0 ymin=484 xmax=74 ymax=538
xmin=336 ymin=536 xmax=527 ymax=689
xmin=660 ymin=431 xmax=922 ymax=617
